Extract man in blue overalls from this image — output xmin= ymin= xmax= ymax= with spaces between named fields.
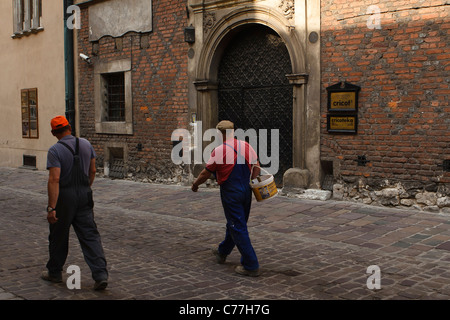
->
xmin=42 ymin=116 xmax=108 ymax=290
xmin=192 ymin=121 xmax=261 ymax=277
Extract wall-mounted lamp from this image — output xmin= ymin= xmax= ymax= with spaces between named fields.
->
xmin=184 ymin=25 xmax=195 ymax=44
xmin=137 ymin=143 xmax=143 ymax=152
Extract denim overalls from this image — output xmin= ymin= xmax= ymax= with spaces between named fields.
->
xmin=217 ymin=142 xmax=259 ymax=271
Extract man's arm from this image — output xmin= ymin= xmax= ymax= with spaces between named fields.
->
xmin=89 ymin=158 xmax=96 ymax=187
xmin=191 ymin=169 xmax=212 ymax=192
xmin=47 ymin=167 xmax=61 ymax=224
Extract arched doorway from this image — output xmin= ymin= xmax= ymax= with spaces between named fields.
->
xmin=217 ymin=25 xmax=293 ymax=185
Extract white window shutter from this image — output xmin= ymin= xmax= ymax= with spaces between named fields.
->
xmin=12 ymin=0 xmax=23 ymax=36
xmin=31 ymin=0 xmax=41 ymax=30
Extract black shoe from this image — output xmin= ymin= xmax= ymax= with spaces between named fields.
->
xmin=212 ymin=248 xmax=227 ymax=264
xmin=94 ymin=279 xmax=108 ymax=291
xmin=41 ymin=271 xmax=62 ymax=283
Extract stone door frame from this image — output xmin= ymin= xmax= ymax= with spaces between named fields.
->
xmin=187 ymin=1 xmax=321 ymax=188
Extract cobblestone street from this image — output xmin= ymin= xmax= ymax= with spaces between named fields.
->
xmin=1 ymin=167 xmax=450 ymax=303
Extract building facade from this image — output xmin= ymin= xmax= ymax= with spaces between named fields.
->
xmin=0 ymin=0 xmax=68 ymax=170
xmin=76 ymin=0 xmax=189 ymax=182
xmin=75 ymin=0 xmax=449 ymax=211
xmin=320 ymin=0 xmax=449 ymax=211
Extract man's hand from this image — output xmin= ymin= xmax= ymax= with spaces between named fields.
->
xmin=251 ymin=162 xmax=261 ymax=180
xmin=191 ymin=169 xmax=212 ymax=192
xmin=47 ymin=211 xmax=58 ymax=224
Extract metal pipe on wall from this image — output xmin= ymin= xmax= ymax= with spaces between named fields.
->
xmin=64 ymin=0 xmax=76 ymax=136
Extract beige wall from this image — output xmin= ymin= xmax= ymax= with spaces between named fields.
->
xmin=0 ymin=0 xmax=66 ymax=170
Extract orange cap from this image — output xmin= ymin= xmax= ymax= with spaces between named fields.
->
xmin=51 ymin=116 xmax=69 ymax=131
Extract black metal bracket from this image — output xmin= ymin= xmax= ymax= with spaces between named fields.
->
xmin=438 ymin=160 xmax=450 ymax=172
xmin=355 ymin=155 xmax=370 ymax=167
xmin=172 ymin=140 xmax=183 ymax=158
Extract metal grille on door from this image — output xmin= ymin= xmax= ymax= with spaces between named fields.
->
xmin=218 ymin=25 xmax=293 ymax=186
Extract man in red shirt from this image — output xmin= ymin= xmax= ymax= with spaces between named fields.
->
xmin=192 ymin=120 xmax=261 ymax=276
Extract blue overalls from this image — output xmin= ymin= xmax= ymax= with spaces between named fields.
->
xmin=217 ymin=142 xmax=259 ymax=271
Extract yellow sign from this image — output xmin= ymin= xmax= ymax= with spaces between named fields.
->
xmin=330 ymin=92 xmax=356 ymax=110
xmin=329 ymin=116 xmax=356 ymax=131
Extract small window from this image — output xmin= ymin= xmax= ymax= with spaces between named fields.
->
xmin=94 ymin=59 xmax=133 ymax=135
xmin=103 ymin=72 xmax=126 ymax=122
xmin=12 ymin=0 xmax=43 ymax=38
xmin=21 ymin=88 xmax=39 ymax=139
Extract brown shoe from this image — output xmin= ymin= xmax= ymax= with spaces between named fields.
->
xmin=235 ymin=265 xmax=260 ymax=277
xmin=40 ymin=271 xmax=62 ymax=283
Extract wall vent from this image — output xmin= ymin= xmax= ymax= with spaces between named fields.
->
xmin=23 ymin=155 xmax=37 ymax=169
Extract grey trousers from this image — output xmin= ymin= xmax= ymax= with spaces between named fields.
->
xmin=46 ymin=186 xmax=108 ymax=282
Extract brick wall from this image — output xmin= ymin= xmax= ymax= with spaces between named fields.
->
xmin=76 ymin=0 xmax=449 ymax=199
xmin=320 ymin=0 xmax=450 ymax=194
xmin=77 ymin=0 xmax=189 ymax=181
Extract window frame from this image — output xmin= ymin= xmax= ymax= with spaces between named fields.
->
xmin=94 ymin=59 xmax=133 ymax=135
xmin=21 ymin=88 xmax=39 ymax=139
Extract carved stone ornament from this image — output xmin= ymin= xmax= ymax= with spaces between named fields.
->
xmin=279 ymin=0 xmax=295 ymax=20
xmin=203 ymin=12 xmax=216 ymax=33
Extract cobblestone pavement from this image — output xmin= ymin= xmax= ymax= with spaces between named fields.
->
xmin=1 ymin=167 xmax=450 ymax=301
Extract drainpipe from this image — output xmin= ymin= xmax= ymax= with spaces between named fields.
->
xmin=64 ymin=0 xmax=76 ymax=136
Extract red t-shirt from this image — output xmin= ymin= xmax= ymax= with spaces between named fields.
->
xmin=206 ymin=139 xmax=258 ymax=185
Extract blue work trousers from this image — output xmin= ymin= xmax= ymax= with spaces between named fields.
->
xmin=218 ymin=162 xmax=259 ymax=271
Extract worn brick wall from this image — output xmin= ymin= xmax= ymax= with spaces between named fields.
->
xmin=77 ymin=0 xmax=189 ymax=181
xmin=320 ymin=1 xmax=449 ymax=194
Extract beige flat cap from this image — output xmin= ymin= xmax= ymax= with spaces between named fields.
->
xmin=216 ymin=120 xmax=234 ymax=131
